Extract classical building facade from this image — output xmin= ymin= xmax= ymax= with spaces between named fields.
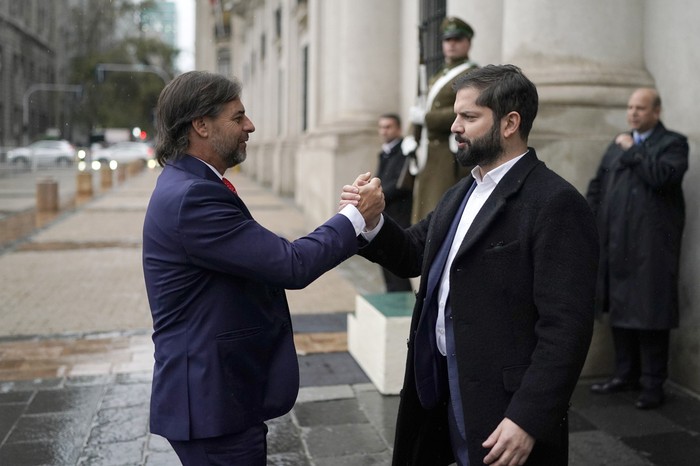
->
xmin=0 ymin=0 xmax=72 ymax=148
xmin=196 ymin=0 xmax=700 ymax=394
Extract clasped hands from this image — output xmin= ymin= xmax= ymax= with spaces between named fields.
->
xmin=339 ymin=172 xmax=384 ymax=230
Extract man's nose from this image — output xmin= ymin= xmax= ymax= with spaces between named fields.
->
xmin=245 ymin=117 xmax=256 ymax=133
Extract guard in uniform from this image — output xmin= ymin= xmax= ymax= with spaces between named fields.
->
xmin=406 ymin=17 xmax=478 ymax=223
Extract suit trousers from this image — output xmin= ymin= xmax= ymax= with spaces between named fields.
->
xmin=168 ymin=423 xmax=268 ymax=466
xmin=612 ymin=326 xmax=670 ymax=391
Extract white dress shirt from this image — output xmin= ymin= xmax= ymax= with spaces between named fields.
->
xmin=632 ymin=128 xmax=653 ymax=145
xmin=435 ymin=152 xmax=527 ymax=355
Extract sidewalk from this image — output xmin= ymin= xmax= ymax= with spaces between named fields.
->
xmin=1 ymin=166 xmax=699 ymax=465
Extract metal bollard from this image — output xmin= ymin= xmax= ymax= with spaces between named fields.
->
xmin=36 ymin=177 xmax=59 ymax=213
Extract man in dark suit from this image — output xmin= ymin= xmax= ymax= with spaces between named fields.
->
xmin=142 ymin=71 xmax=383 ymax=465
xmin=587 ymin=87 xmax=688 ymax=410
xmin=376 ymin=113 xmax=413 ymax=292
xmin=343 ymin=64 xmax=598 ymax=465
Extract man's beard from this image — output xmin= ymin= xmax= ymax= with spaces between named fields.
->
xmin=211 ymin=130 xmax=246 ymax=168
xmin=454 ymin=121 xmax=503 ymax=168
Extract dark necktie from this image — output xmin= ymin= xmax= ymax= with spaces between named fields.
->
xmin=222 ymin=177 xmax=237 ymax=194
xmin=413 ymin=180 xmax=477 ymax=409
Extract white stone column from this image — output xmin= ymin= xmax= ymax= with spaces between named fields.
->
xmin=501 ymin=0 xmax=654 ymax=191
xmin=501 ymin=0 xmax=655 ymax=377
xmin=296 ymin=0 xmax=403 ymax=225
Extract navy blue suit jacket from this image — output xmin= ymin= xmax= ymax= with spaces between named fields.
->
xmin=143 ymin=155 xmax=358 ymax=440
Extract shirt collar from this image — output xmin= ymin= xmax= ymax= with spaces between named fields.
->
xmin=633 ymin=128 xmax=654 ymax=142
xmin=382 ymin=138 xmax=401 ymax=154
xmin=191 ymin=155 xmax=224 ymax=180
xmin=471 ymin=150 xmax=529 ymax=186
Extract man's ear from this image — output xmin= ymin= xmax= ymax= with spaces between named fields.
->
xmin=502 ymin=112 xmax=521 ymax=139
xmin=191 ymin=117 xmax=208 ymax=138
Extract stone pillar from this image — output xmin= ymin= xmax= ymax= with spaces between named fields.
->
xmin=36 ymin=178 xmax=59 ymax=213
xmin=500 ymin=0 xmax=654 ymax=377
xmin=297 ymin=0 xmax=402 ymax=225
xmin=502 ymin=0 xmax=653 ymax=192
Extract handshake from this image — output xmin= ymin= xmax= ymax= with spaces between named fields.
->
xmin=339 ymin=172 xmax=385 ymax=230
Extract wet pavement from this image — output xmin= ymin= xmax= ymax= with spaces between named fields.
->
xmin=1 ymin=165 xmax=700 ymax=465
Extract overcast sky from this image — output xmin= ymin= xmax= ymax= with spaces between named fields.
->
xmin=174 ymin=0 xmax=195 ymax=71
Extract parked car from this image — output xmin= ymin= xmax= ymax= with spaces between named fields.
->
xmin=91 ymin=141 xmax=154 ymax=167
xmin=7 ymin=140 xmax=77 ymax=167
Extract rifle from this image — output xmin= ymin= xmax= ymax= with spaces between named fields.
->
xmin=415 ymin=21 xmax=428 ymax=139
xmin=402 ymin=21 xmax=429 ymax=176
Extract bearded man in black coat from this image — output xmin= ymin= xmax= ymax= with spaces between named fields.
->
xmin=342 ymin=64 xmax=598 ymax=466
xmin=587 ymin=87 xmax=689 ymax=410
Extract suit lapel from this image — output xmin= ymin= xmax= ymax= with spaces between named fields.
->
xmin=171 ymin=155 xmax=254 ymax=219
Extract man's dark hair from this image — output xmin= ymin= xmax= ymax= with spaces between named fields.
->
xmin=453 ymin=64 xmax=538 ymax=140
xmin=155 ymin=71 xmax=242 ymax=166
xmin=379 ymin=113 xmax=402 ymax=128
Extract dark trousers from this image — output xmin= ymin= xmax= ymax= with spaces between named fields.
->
xmin=612 ymin=327 xmax=670 ymax=392
xmin=447 ymin=396 xmax=469 ymax=466
xmin=382 ymin=267 xmax=413 ymax=292
xmin=168 ymin=423 xmax=268 ymax=466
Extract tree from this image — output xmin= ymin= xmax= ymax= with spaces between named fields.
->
xmin=67 ymin=0 xmax=178 ymax=144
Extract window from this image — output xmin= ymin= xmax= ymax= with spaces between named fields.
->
xmin=419 ymin=0 xmax=446 ymax=77
xmin=275 ymin=8 xmax=282 ymax=39
xmin=301 ymin=45 xmax=308 ymax=132
xmin=217 ymin=48 xmax=231 ymax=77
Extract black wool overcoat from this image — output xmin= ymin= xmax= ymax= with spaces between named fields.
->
xmin=360 ymin=149 xmax=599 ymax=466
xmin=586 ymin=122 xmax=688 ymax=329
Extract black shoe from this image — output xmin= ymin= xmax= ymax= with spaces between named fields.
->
xmin=635 ymin=391 xmax=664 ymax=410
xmin=590 ymin=377 xmax=641 ymax=394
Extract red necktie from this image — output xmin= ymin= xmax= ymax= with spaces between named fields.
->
xmin=222 ymin=177 xmax=237 ymax=194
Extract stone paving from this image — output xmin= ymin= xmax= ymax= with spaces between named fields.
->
xmin=1 ymin=165 xmax=700 ymax=465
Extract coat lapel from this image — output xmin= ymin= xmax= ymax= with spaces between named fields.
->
xmin=643 ymin=122 xmax=666 ymax=148
xmin=423 ymin=177 xmax=475 ymax=268
xmin=455 ymin=150 xmax=541 ymax=260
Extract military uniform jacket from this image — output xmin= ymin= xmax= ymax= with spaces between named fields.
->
xmin=360 ymin=150 xmax=598 ymax=465
xmin=412 ymin=58 xmax=477 ymax=222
